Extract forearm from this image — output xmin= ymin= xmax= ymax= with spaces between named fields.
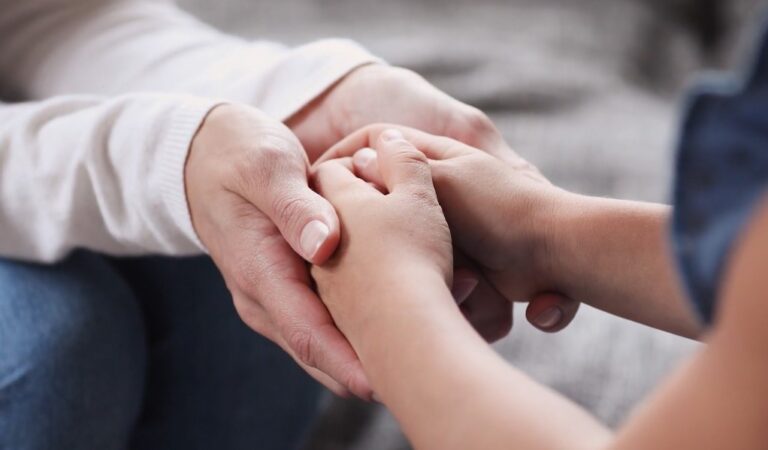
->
xmin=345 ymin=268 xmax=610 ymax=450
xmin=0 ymin=94 xmax=216 ymax=261
xmin=610 ymin=198 xmax=768 ymax=449
xmin=548 ymin=193 xmax=701 ymax=338
xmin=0 ymin=0 xmax=378 ymax=121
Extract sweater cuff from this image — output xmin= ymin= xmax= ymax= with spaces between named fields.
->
xmin=156 ymin=97 xmax=224 ymax=253
xmin=256 ymin=38 xmax=385 ymax=121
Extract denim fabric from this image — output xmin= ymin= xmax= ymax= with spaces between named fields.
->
xmin=672 ymin=23 xmax=768 ymax=324
xmin=0 ymin=251 xmax=322 ymax=450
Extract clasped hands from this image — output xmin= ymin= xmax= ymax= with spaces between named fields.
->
xmin=185 ymin=64 xmax=579 ymax=400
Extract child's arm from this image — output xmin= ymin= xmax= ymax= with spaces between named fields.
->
xmin=311 ymin=131 xmax=611 ymax=449
xmin=324 ymin=125 xmax=701 ymax=338
xmin=313 ymin=130 xmax=768 ymax=450
xmin=609 ymin=195 xmax=768 ymax=449
xmin=530 ymin=194 xmax=698 ymax=338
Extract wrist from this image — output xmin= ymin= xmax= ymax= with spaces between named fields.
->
xmin=543 ymin=193 xmax=671 ymax=300
xmin=534 ymin=189 xmax=586 ymax=290
xmin=496 ymin=184 xmax=575 ymax=293
xmin=336 ymin=263 xmax=454 ymax=345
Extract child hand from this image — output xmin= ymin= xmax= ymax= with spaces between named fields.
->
xmin=310 ymin=130 xmax=454 ymax=341
xmin=320 ymin=125 xmax=580 ymax=331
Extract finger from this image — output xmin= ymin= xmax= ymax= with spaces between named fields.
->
xmin=451 ymin=251 xmax=513 ymax=342
xmin=352 ymin=147 xmax=385 ymax=188
xmin=275 ymin=333 xmax=353 ymax=397
xmin=273 ymin=284 xmax=373 ymax=400
xmin=313 ymin=159 xmax=379 ymax=203
xmin=226 ymin=220 xmax=373 ymax=400
xmin=460 ymin=274 xmax=514 ymax=342
xmin=231 ymin=292 xmax=352 ymax=397
xmin=318 ymin=124 xmax=471 ymax=164
xmin=451 ymin=266 xmax=480 ymax=305
xmin=237 ymin=131 xmax=341 ymax=264
xmin=373 ymin=129 xmax=434 ymax=196
xmin=525 ymin=293 xmax=581 ymax=333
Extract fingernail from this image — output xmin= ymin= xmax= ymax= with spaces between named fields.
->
xmin=380 ymin=128 xmax=404 ymax=142
xmin=534 ymin=307 xmax=563 ymax=329
xmin=353 ymin=147 xmax=377 ymax=169
xmin=451 ymin=277 xmax=479 ymax=304
xmin=300 ymin=220 xmax=330 ymax=261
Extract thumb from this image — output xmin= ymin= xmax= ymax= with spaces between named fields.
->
xmin=269 ymin=184 xmax=341 ymax=264
xmin=374 ymin=128 xmax=434 ymax=195
xmin=234 ymin=128 xmax=341 ymax=264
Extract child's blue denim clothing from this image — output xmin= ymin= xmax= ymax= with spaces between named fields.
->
xmin=672 ymin=24 xmax=768 ymax=324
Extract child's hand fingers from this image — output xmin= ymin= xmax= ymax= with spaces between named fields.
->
xmin=373 ymin=129 xmax=435 ymax=197
xmin=460 ymin=274 xmax=514 ymax=342
xmin=451 ymin=267 xmax=480 ymax=305
xmin=352 ymin=147 xmax=385 ymax=188
xmin=525 ymin=293 xmax=581 ymax=333
xmin=312 ymin=157 xmax=378 ymax=202
xmin=319 ymin=124 xmax=471 ymax=164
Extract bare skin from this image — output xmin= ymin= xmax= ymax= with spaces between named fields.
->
xmin=321 ymin=125 xmax=693 ymax=337
xmin=311 ymin=128 xmax=767 ymax=449
xmin=183 ymin=65 xmax=579 ymax=399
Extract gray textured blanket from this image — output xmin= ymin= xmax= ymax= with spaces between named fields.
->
xmin=178 ymin=1 xmax=766 ymax=448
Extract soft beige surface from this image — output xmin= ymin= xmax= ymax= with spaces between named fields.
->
xmin=178 ymin=1 xmax=766 ymax=448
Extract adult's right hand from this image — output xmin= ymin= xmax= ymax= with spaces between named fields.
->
xmin=185 ymin=104 xmax=371 ymax=399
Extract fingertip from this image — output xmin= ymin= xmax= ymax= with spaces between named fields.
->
xmin=348 ymin=369 xmax=375 ymax=401
xmin=353 ymin=147 xmax=385 ymax=188
xmin=304 ymin=221 xmax=340 ymax=264
xmin=379 ymin=128 xmax=405 ymax=144
xmin=451 ymin=268 xmax=480 ymax=305
xmin=526 ymin=293 xmax=580 ymax=333
xmin=302 ymin=207 xmax=341 ymax=264
xmin=352 ymin=147 xmax=377 ymax=170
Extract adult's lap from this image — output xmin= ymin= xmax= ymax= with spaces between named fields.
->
xmin=0 ymin=251 xmax=146 ymax=450
xmin=0 ymin=252 xmax=323 ymax=450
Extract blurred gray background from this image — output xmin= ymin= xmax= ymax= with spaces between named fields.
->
xmin=176 ymin=0 xmax=766 ymax=448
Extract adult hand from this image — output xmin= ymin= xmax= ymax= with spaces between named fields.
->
xmin=185 ymin=103 xmax=371 ymax=399
xmin=291 ymin=64 xmax=521 ymax=341
xmin=288 ymin=64 xmax=510 ymax=163
xmin=322 ymin=125 xmax=580 ymax=333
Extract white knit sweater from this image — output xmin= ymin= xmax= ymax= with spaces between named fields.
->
xmin=0 ymin=0 xmax=378 ymax=262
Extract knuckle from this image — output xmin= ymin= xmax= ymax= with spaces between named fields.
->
xmin=231 ymin=295 xmax=270 ymax=334
xmin=228 ymin=253 xmax=262 ymax=293
xmin=270 ymin=192 xmax=314 ymax=231
xmin=286 ymin=326 xmax=317 ymax=368
xmin=234 ymin=133 xmax=304 ymax=192
xmin=390 ymin=142 xmax=428 ymax=166
xmin=462 ymin=106 xmax=495 ymax=132
xmin=408 ymin=187 xmax=439 ymax=207
xmin=447 ymin=106 xmax=497 ymax=146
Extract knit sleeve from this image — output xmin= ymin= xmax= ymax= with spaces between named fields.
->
xmin=0 ymin=94 xmax=220 ymax=262
xmin=0 ymin=0 xmax=382 ymax=121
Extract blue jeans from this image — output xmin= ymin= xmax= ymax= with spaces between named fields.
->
xmin=0 ymin=251 xmax=322 ymax=450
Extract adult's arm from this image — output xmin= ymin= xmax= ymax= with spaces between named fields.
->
xmin=0 ymin=94 xmax=217 ymax=261
xmin=0 ymin=0 xmax=378 ymax=122
xmin=0 ymin=96 xmax=372 ymax=396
